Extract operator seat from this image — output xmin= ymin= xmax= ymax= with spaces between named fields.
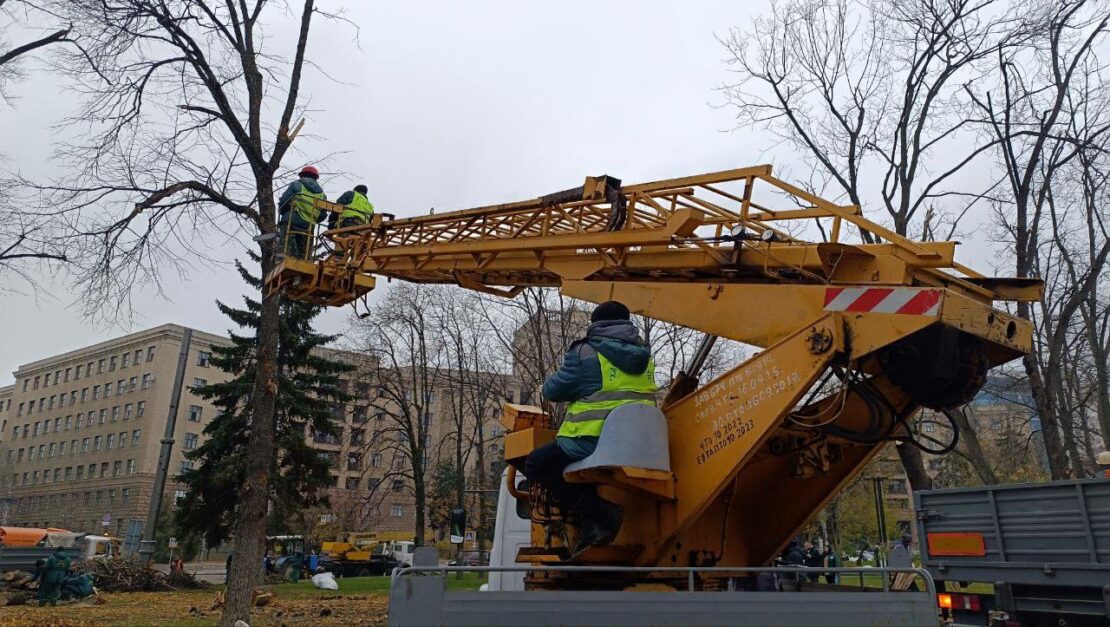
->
xmin=563 ymin=403 xmax=675 ymax=500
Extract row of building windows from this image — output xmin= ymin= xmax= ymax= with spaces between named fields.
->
xmin=12 ymin=458 xmax=137 ymax=487
xmin=15 ymin=375 xmax=155 ymax=417
xmin=7 ymin=430 xmax=142 ymax=464
xmin=12 ymin=403 xmax=146 ymax=440
xmin=20 ymin=346 xmax=158 ymax=393
xmin=13 ymin=487 xmax=133 ymax=514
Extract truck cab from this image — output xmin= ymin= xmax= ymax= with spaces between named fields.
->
xmin=387 ymin=541 xmax=416 ymax=567
xmin=78 ymin=535 xmax=120 ymax=560
xmin=481 ymin=468 xmax=532 ymax=592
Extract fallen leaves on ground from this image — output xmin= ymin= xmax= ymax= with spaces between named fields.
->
xmin=0 ymin=589 xmax=390 ymax=626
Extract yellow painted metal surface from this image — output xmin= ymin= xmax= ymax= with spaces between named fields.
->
xmin=663 ymin=317 xmax=840 ymax=534
xmin=503 ymin=427 xmax=556 ymax=463
xmin=262 ymin=165 xmax=1041 ymax=580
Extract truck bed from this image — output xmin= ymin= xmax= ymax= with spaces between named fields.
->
xmin=915 ymin=478 xmax=1110 ymax=587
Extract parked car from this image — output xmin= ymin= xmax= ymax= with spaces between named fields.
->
xmin=448 ymin=551 xmax=485 ymax=566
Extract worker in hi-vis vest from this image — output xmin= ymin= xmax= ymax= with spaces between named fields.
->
xmin=277 ymin=165 xmax=326 ymax=260
xmin=524 ymin=300 xmax=657 ymax=549
xmin=330 ymin=184 xmax=375 ymax=229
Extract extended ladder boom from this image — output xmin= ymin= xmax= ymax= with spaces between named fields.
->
xmin=264 ymin=164 xmax=1039 ymax=307
xmin=265 ymin=165 xmax=1040 ymax=579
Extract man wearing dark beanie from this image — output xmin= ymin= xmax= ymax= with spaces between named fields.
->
xmin=522 ymin=300 xmax=657 ymax=550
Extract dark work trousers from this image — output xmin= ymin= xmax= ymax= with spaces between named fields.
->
xmin=513 ymin=441 xmax=595 ymax=510
xmin=280 ymin=214 xmax=313 ymax=259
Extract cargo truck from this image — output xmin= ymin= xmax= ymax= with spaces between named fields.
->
xmin=915 ymin=478 xmax=1110 ymax=627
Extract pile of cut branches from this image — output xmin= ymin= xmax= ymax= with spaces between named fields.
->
xmin=73 ymin=559 xmax=204 ymax=592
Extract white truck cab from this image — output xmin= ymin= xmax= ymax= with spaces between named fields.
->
xmin=79 ymin=534 xmax=120 ymax=560
xmin=388 ymin=540 xmax=416 ymax=567
xmin=481 ymin=468 xmax=530 ymax=592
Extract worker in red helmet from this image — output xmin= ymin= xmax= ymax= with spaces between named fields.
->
xmin=277 ymin=165 xmax=327 ymax=259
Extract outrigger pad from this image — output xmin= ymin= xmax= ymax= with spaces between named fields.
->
xmin=564 ymin=403 xmax=671 ymax=477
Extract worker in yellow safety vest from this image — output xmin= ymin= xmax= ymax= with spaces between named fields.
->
xmin=521 ymin=300 xmax=657 ymax=549
xmin=277 ymin=165 xmax=327 ymax=259
xmin=331 ymin=184 xmax=375 ymax=229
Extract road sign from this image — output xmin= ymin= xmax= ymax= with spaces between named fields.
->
xmin=464 ymin=531 xmax=475 ymax=543
xmin=102 ymin=513 xmax=111 ymax=528
xmin=168 ymin=537 xmax=178 ymax=549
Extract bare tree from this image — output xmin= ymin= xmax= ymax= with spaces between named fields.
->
xmin=0 ymin=0 xmax=72 ymax=101
xmin=0 ymin=0 xmax=74 ymax=285
xmin=29 ymin=2 xmax=346 ymax=623
xmin=967 ymin=0 xmax=1110 ymax=478
xmin=722 ymin=0 xmax=1020 ymax=490
xmin=478 ymin=288 xmax=589 ymax=413
xmin=350 ymin=284 xmax=448 ymax=546
xmin=434 ymin=290 xmax=516 ymax=554
xmin=721 ymin=0 xmax=1015 ymax=239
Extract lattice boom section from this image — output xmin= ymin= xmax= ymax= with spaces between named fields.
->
xmin=328 ymin=165 xmax=867 ymax=258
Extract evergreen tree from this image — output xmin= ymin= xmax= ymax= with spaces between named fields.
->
xmin=175 ymin=255 xmax=352 ymax=547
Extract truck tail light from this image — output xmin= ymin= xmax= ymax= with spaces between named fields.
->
xmin=937 ymin=592 xmax=981 ymax=612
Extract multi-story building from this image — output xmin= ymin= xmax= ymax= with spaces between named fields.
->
xmin=0 ymin=324 xmax=522 ymax=545
xmin=0 ymin=324 xmax=233 ymax=545
xmin=317 ymin=359 xmax=522 ymax=537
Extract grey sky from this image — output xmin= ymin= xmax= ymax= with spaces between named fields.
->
xmin=1 ymin=0 xmax=999 ymax=384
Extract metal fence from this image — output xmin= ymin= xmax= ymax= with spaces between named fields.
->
xmin=389 ymin=564 xmax=939 ymax=627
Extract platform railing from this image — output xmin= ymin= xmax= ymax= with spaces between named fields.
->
xmin=390 ymin=563 xmax=936 ymax=595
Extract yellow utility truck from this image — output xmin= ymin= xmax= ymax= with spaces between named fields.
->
xmin=267 ymin=165 xmax=1040 ymax=626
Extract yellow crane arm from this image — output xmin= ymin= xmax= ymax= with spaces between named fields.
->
xmin=264 ymin=165 xmax=1041 ymax=578
xmin=264 ymin=164 xmax=1040 ymax=308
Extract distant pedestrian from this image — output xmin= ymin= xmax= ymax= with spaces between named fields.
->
xmin=822 ymin=546 xmax=839 ymax=585
xmin=802 ymin=540 xmax=822 ymax=582
xmin=888 ymin=534 xmax=918 ymax=591
xmin=780 ymin=540 xmax=806 ymax=583
xmin=290 ymin=551 xmax=304 ymax=583
xmin=888 ymin=535 xmax=913 ymax=569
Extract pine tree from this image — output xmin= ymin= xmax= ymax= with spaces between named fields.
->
xmin=175 ymin=256 xmax=353 ymax=547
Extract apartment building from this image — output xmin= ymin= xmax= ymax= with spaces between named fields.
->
xmin=0 ymin=324 xmax=232 ymax=542
xmin=317 ymin=358 xmax=522 ymax=536
xmin=0 ymin=324 xmax=523 ymax=543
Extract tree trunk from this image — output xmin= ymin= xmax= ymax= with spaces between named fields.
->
xmin=221 ymin=212 xmax=280 ymax=627
xmin=945 ymin=408 xmax=998 ymax=485
xmin=1055 ymin=373 xmax=1086 ymax=476
xmin=1024 ymin=353 xmax=1070 ymax=479
xmin=895 ymin=442 xmax=933 ymax=492
xmin=475 ymin=420 xmax=488 ymax=557
xmin=1083 ymin=303 xmax=1110 ymax=448
xmin=413 ymin=470 xmax=426 ymax=546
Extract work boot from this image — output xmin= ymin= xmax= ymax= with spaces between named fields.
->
xmin=592 ymin=498 xmax=624 ymax=545
xmin=571 ymin=497 xmax=624 ymax=552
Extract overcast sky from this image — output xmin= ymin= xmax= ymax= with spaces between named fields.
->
xmin=0 ymin=0 xmax=998 ymax=385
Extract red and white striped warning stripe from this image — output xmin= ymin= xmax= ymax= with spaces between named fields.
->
xmin=824 ymin=287 xmax=942 ymax=316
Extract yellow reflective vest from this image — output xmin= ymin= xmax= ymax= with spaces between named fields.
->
xmin=558 ymin=352 xmax=657 ymax=439
xmin=339 ymin=191 xmax=375 ymax=224
xmin=292 ymin=188 xmax=326 ymax=225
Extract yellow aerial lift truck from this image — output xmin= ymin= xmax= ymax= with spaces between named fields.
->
xmin=266 ymin=165 xmax=1040 ymax=626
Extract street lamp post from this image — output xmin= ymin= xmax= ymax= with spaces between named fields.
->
xmin=871 ymin=476 xmax=888 ymax=567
